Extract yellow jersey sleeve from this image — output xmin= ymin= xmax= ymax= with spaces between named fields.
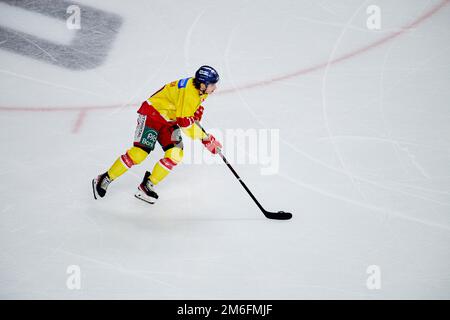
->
xmin=181 ymin=123 xmax=207 ymax=140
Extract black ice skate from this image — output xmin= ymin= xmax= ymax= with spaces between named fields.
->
xmin=135 ymin=171 xmax=159 ymax=204
xmin=92 ymin=172 xmax=111 ymax=199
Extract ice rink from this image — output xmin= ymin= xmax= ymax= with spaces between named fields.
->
xmin=0 ymin=0 xmax=449 ymax=299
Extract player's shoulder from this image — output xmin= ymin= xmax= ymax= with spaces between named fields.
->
xmin=177 ymin=77 xmax=192 ymax=89
xmin=166 ymin=77 xmax=192 ymax=89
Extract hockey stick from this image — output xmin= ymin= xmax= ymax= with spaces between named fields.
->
xmin=196 ymin=122 xmax=292 ymax=220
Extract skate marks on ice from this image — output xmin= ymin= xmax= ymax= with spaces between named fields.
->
xmin=0 ymin=0 xmax=122 ymax=70
xmin=220 ymin=0 xmax=450 ymax=93
xmin=220 ymin=1 xmax=450 ymax=231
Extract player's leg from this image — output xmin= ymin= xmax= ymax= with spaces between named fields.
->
xmin=148 ymin=145 xmax=184 ymax=185
xmin=93 ymin=146 xmax=150 ymax=199
xmin=92 ymin=113 xmax=157 ymax=199
xmin=150 ymin=124 xmax=184 ymax=185
xmin=135 ymin=125 xmax=184 ymax=204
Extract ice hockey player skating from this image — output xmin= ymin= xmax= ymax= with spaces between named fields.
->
xmin=93 ymin=65 xmax=291 ymax=220
xmin=92 ymin=66 xmax=222 ymax=204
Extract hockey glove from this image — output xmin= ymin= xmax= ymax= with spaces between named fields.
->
xmin=202 ymin=134 xmax=222 ymax=155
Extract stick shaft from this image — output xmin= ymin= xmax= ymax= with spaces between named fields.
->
xmin=218 ymin=151 xmax=266 ymax=212
xmin=196 ymin=122 xmax=266 ymax=212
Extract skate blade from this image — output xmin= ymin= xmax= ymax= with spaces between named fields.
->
xmin=92 ymin=178 xmax=98 ymax=200
xmin=135 ymin=190 xmax=156 ymax=204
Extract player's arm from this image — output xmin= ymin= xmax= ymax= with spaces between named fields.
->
xmin=178 ymin=105 xmax=206 ymax=139
xmin=178 ymin=105 xmax=222 ymax=153
xmin=181 ymin=122 xmax=207 ymax=140
xmin=182 ymin=106 xmax=222 ymax=154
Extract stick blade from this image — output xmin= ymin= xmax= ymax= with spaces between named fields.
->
xmin=264 ymin=210 xmax=292 ymax=220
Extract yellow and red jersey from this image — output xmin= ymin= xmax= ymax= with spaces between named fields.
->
xmin=138 ymin=77 xmax=208 ymax=140
xmin=148 ymin=77 xmax=207 ymax=120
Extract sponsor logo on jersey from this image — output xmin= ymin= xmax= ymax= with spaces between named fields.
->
xmin=178 ymin=78 xmax=190 ymax=89
xmin=141 ymin=128 xmax=158 ymax=150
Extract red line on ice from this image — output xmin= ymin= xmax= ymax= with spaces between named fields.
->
xmin=0 ymin=0 xmax=448 ymax=133
xmin=72 ymin=109 xmax=87 ymax=133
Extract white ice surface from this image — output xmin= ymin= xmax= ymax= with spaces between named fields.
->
xmin=0 ymin=0 xmax=449 ymax=299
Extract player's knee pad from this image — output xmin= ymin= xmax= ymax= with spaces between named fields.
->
xmin=164 ymin=147 xmax=183 ymax=164
xmin=158 ymin=147 xmax=183 ymax=171
xmin=121 ymin=146 xmax=148 ymax=168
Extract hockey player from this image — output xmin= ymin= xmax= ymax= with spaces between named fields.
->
xmin=92 ymin=66 xmax=222 ymax=204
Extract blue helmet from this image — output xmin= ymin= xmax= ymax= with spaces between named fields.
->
xmin=194 ymin=65 xmax=219 ymax=86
